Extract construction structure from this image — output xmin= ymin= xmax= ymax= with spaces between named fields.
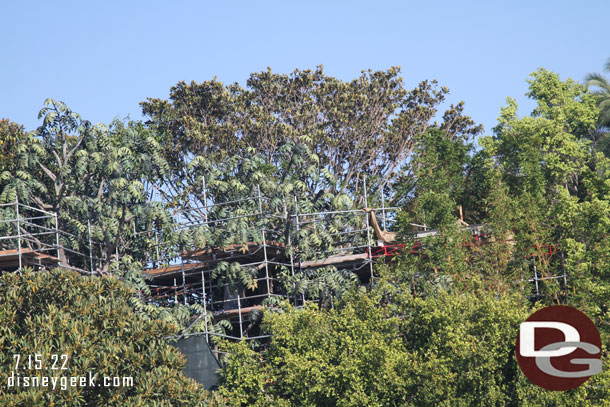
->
xmin=139 ymin=183 xmax=414 ymax=341
xmin=138 ymin=184 xmax=510 ymax=342
xmin=0 ymin=199 xmax=105 ymax=275
xmin=0 ymin=200 xmax=61 ymax=271
xmin=0 ymin=190 xmax=567 ymax=343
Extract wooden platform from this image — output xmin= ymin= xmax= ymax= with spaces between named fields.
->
xmin=0 ymin=248 xmax=61 ymax=269
xmin=215 ymin=305 xmax=263 ymax=317
xmin=144 ymin=261 xmax=208 ymax=278
xmin=145 ymin=242 xmax=379 ymax=282
xmin=299 ymin=253 xmax=369 ymax=269
xmin=145 ymin=240 xmax=287 ymax=280
xmin=181 ymin=240 xmax=286 ymax=261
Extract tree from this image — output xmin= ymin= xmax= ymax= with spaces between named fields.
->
xmin=217 ymin=270 xmax=610 ymax=406
xmin=586 ymin=58 xmax=610 ymax=156
xmin=141 ymin=67 xmax=481 ymax=210
xmin=1 ymin=100 xmax=171 ymax=274
xmin=0 ymin=268 xmax=227 ymax=406
xmin=140 ymin=68 xmax=481 ymax=307
xmin=69 ymin=118 xmax=170 ymax=273
xmin=396 ymin=126 xmax=474 ymax=229
xmin=0 ymin=119 xmax=28 ymax=175
xmin=156 ymin=140 xmax=362 ymax=307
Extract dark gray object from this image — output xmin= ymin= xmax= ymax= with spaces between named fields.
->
xmin=174 ymin=335 xmax=221 ymax=390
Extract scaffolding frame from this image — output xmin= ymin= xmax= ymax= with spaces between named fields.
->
xmin=142 ymin=180 xmax=404 ymax=342
xmin=0 ymin=199 xmax=106 ymax=275
xmin=0 ymin=192 xmax=568 ymax=345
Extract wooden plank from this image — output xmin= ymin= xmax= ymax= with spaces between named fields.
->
xmin=0 ymin=248 xmax=60 ymax=269
xmin=214 ymin=305 xmax=263 ymax=317
xmin=0 ymin=248 xmax=36 ymax=257
xmin=299 ymin=253 xmax=368 ymax=269
xmin=144 ymin=262 xmax=207 ymax=277
xmin=182 ymin=240 xmax=286 ymax=260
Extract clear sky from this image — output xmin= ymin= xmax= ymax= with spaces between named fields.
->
xmin=1 ymin=1 xmax=608 ymax=136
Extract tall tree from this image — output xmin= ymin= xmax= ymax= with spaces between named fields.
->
xmin=218 ymin=269 xmax=610 ymax=406
xmin=0 ymin=269 xmax=226 ymax=406
xmin=480 ymin=69 xmax=610 ymax=309
xmin=0 ymin=100 xmax=91 ymax=264
xmin=586 ymin=58 xmax=610 ymax=155
xmin=1 ymin=100 xmax=170 ymax=274
xmin=141 ymin=67 xmax=481 ymax=210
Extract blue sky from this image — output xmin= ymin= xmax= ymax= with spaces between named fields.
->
xmin=1 ymin=1 xmax=608 ymax=136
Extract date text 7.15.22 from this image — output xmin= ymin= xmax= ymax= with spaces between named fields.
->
xmin=13 ymin=354 xmax=68 ymax=371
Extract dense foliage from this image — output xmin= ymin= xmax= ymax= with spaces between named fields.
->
xmin=218 ymin=271 xmax=610 ymax=406
xmin=141 ymin=66 xmax=482 ymax=209
xmin=216 ymin=68 xmax=610 ymax=406
xmin=0 ymin=269 xmax=225 ymax=406
xmin=2 ymin=63 xmax=610 ymax=405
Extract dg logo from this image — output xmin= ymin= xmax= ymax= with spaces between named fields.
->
xmin=516 ymin=305 xmax=602 ymax=391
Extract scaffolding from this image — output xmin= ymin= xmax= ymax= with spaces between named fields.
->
xmin=0 ymin=200 xmax=60 ymax=270
xmin=141 ymin=183 xmax=406 ymax=341
xmin=521 ymin=244 xmax=567 ymax=302
xmin=0 ymin=192 xmax=567 ymax=343
xmin=141 ymin=185 xmax=524 ymax=342
xmin=0 ymin=199 xmax=106 ymax=275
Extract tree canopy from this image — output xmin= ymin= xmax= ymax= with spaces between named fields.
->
xmin=0 ymin=269 xmax=227 ymax=406
xmin=2 ymin=63 xmax=610 ymax=405
xmin=141 ymin=67 xmax=482 ymax=209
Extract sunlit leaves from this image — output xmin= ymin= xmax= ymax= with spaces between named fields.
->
xmin=0 ymin=269 xmax=223 ymax=406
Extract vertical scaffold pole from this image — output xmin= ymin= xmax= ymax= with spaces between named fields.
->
xmin=87 ymin=219 xmax=94 ymax=274
xmin=381 ymin=192 xmax=386 ymax=231
xmin=54 ymin=210 xmax=60 ymax=264
xmin=115 ymin=246 xmax=119 ymax=273
xmin=533 ymin=262 xmax=540 ymax=298
xmin=182 ymin=262 xmax=187 ymax=305
xmin=174 ymin=278 xmax=178 ymax=303
xmin=154 ymin=230 xmax=160 ymax=269
xmin=202 ymin=269 xmax=209 ymax=343
xmin=286 ymin=203 xmax=297 ymax=305
xmin=363 ymin=177 xmax=373 ymax=283
xmin=15 ymin=197 xmax=22 ymax=271
xmin=257 ymin=185 xmax=271 ymax=298
xmin=294 ymin=196 xmax=305 ymax=304
xmin=237 ymin=294 xmax=243 ymax=340
xmin=202 ymin=175 xmax=209 ymax=223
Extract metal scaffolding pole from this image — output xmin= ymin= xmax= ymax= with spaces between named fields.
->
xmin=237 ymin=295 xmax=243 ymax=340
xmin=202 ymin=269 xmax=209 ymax=343
xmin=381 ymin=193 xmax=386 ymax=231
xmin=174 ymin=278 xmax=178 ymax=303
xmin=182 ymin=262 xmax=187 ymax=305
xmin=533 ymin=262 xmax=540 ymax=297
xmin=286 ymin=203 xmax=297 ymax=305
xmin=54 ymin=212 xmax=60 ymax=264
xmin=154 ymin=230 xmax=160 ymax=268
xmin=15 ymin=198 xmax=22 ymax=271
xmin=363 ymin=177 xmax=373 ymax=282
xmin=87 ymin=220 xmax=94 ymax=274
xmin=294 ymin=196 xmax=305 ymax=303
xmin=202 ymin=175 xmax=209 ymax=223
xmin=257 ymin=185 xmax=271 ymax=298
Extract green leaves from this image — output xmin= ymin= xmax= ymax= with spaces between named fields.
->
xmin=0 ymin=269 xmax=223 ymax=406
xmin=142 ymin=67 xmax=476 ymax=205
xmin=213 ymin=261 xmax=258 ymax=292
xmin=218 ymin=282 xmax=550 ymax=407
